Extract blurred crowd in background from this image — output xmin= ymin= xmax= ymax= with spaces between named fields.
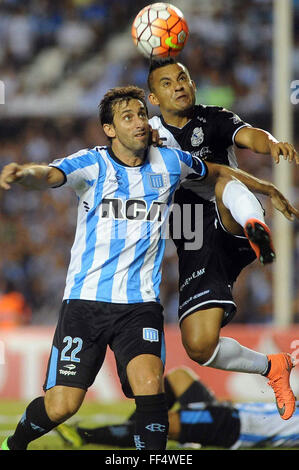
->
xmin=0 ymin=0 xmax=298 ymax=326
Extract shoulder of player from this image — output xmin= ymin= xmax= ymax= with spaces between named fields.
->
xmin=196 ymin=104 xmax=229 ymax=117
xmin=148 ymin=115 xmax=162 ymax=129
xmin=149 ymin=145 xmax=190 ymax=165
xmin=74 ymin=146 xmax=110 ymax=165
xmin=60 ymin=147 xmax=106 ymax=161
xmin=50 ymin=147 xmax=109 ymax=172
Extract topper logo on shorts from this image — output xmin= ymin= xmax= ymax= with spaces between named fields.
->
xmin=143 ymin=328 xmax=159 ymax=342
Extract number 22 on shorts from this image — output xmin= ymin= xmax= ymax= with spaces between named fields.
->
xmin=61 ymin=336 xmax=83 ymax=363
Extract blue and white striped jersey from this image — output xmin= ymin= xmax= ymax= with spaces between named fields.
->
xmin=233 ymin=402 xmax=299 ymax=449
xmin=49 ymin=145 xmax=207 ymax=304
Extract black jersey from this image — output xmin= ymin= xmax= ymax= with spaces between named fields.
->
xmin=149 ymin=105 xmax=250 ymax=202
xmin=178 ymin=402 xmax=240 ymax=448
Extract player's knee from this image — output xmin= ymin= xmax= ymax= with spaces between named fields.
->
xmin=47 ymin=398 xmax=80 ymax=423
xmin=127 ymin=355 xmax=164 ymax=395
xmin=184 ymin=336 xmax=219 ymax=365
xmin=132 ymin=371 xmax=162 ymax=395
xmin=215 ymin=175 xmax=231 ymax=200
xmin=45 ymin=388 xmax=84 ymax=423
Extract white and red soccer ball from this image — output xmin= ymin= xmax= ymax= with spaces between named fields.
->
xmin=132 ymin=3 xmax=189 ymax=59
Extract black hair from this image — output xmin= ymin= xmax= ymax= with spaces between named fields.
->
xmin=147 ymin=57 xmax=178 ymax=92
xmin=99 ymin=85 xmax=148 ymax=125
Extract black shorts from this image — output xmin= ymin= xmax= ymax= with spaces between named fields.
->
xmin=43 ymin=300 xmax=165 ymax=398
xmin=174 ymin=198 xmax=256 ymax=326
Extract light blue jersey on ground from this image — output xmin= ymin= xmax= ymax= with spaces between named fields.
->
xmin=232 ymin=402 xmax=299 ymax=449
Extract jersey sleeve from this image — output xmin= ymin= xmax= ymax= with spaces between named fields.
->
xmin=212 ymin=107 xmax=251 ymax=148
xmin=48 ymin=149 xmax=99 ymax=193
xmin=176 ymin=149 xmax=208 ymax=181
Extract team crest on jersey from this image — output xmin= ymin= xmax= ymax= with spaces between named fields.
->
xmin=143 ymin=328 xmax=159 ymax=342
xmin=230 ymin=114 xmax=242 ymax=125
xmin=191 ymin=127 xmax=204 ymax=146
xmin=148 ymin=173 xmax=164 ymax=189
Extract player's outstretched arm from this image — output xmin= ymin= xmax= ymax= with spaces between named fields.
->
xmin=206 ymin=162 xmax=299 ymax=221
xmin=235 ymin=127 xmax=299 ymax=165
xmin=0 ymin=162 xmax=64 ymax=190
xmin=268 ymin=188 xmax=299 ymax=221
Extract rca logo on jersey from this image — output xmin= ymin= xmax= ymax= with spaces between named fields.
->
xmin=191 ymin=127 xmax=204 ymax=146
xmin=101 ymin=198 xmax=166 ymax=222
xmin=143 ymin=328 xmax=159 ymax=342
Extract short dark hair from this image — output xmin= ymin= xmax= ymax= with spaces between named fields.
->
xmin=99 ymin=86 xmax=148 ymax=125
xmin=147 ymin=57 xmax=178 ymax=92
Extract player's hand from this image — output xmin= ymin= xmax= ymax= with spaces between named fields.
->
xmin=269 ymin=140 xmax=299 ymax=165
xmin=0 ymin=163 xmax=27 ymax=190
xmin=149 ymin=126 xmax=165 ymax=147
xmin=270 ymin=187 xmax=299 ymax=221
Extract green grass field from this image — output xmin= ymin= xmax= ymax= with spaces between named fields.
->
xmin=0 ymin=399 xmax=295 ymax=451
xmin=0 ymin=399 xmax=184 ymax=451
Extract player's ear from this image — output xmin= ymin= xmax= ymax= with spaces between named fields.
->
xmin=103 ymin=123 xmax=116 ymax=139
xmin=191 ymin=80 xmax=196 ymax=92
xmin=148 ymin=92 xmax=160 ymax=106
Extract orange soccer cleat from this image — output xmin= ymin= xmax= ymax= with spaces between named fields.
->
xmin=244 ymin=218 xmax=276 ymax=265
xmin=266 ymin=353 xmax=296 ymax=420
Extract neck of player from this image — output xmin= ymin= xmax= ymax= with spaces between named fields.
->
xmin=111 ymin=140 xmax=146 ymax=167
xmin=162 ymin=108 xmax=193 ymax=128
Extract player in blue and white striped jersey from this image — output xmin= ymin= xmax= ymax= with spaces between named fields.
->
xmin=0 ymin=85 xmax=239 ymax=452
xmin=0 ymin=85 xmax=296 ymax=452
xmin=48 ymin=143 xmax=206 ymax=305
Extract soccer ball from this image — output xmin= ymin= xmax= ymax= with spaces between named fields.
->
xmin=131 ymin=3 xmax=189 ymax=59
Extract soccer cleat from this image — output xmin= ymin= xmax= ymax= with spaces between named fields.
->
xmin=244 ymin=219 xmax=276 ymax=265
xmin=55 ymin=423 xmax=83 ymax=448
xmin=266 ymin=353 xmax=296 ymax=420
xmin=1 ymin=437 xmax=10 ymax=450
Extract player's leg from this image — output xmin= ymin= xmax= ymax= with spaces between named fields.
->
xmin=112 ymin=302 xmax=168 ymax=450
xmin=127 ymin=353 xmax=168 ymax=450
xmin=168 ymin=411 xmax=181 ymax=441
xmin=166 ymin=366 xmax=216 ymax=405
xmin=217 ymin=176 xmax=275 ymax=264
xmin=180 ymin=307 xmax=269 ymax=372
xmin=181 ymin=309 xmax=296 ymax=419
xmin=44 ymin=385 xmax=86 ymax=422
xmin=3 ymin=386 xmax=86 ymax=450
xmin=2 ymin=299 xmax=110 ymax=450
xmin=215 ymin=176 xmax=275 ymax=264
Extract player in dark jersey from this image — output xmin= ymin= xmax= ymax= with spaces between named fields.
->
xmin=147 ymin=58 xmax=299 ymax=421
xmin=55 ymin=366 xmax=299 ymax=450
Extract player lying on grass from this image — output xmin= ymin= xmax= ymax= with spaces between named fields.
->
xmin=0 ymin=86 xmax=298 ymax=451
xmin=56 ymin=366 xmax=299 ymax=450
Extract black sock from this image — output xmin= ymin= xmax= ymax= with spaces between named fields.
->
xmin=164 ymin=377 xmax=177 ymax=409
xmin=134 ymin=393 xmax=169 ymax=450
xmin=77 ymin=422 xmax=135 ymax=447
xmin=179 ymin=380 xmax=216 ymax=406
xmin=8 ymin=397 xmax=58 ymax=450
